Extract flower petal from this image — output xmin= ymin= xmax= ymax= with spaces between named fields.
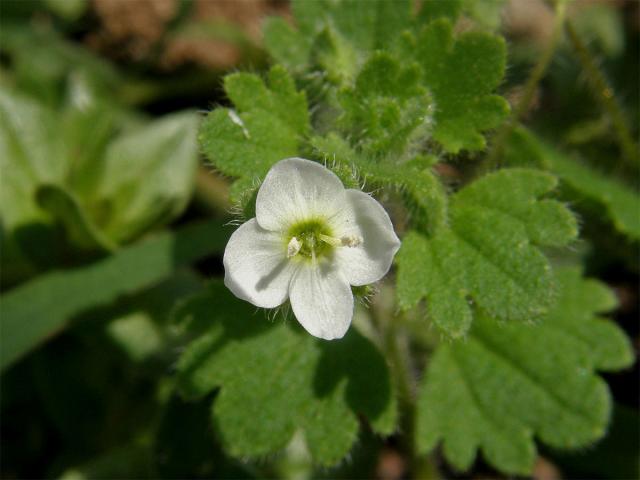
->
xmin=331 ymin=190 xmax=401 ymax=286
xmin=224 ymin=218 xmax=296 ymax=308
xmin=289 ymin=262 xmax=353 ymax=340
xmin=256 ymin=158 xmax=347 ymax=231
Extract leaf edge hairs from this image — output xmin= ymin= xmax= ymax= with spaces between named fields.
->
xmin=223 ymin=158 xmax=401 ymax=340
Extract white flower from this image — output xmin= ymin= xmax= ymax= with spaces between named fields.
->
xmin=223 ymin=157 xmax=401 ymax=340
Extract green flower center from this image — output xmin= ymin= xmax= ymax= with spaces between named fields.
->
xmin=286 ymin=218 xmax=334 ymax=260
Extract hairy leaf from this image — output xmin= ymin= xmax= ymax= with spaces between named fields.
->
xmin=200 ymin=66 xmax=309 ymax=199
xmin=311 ymin=133 xmax=446 ymax=234
xmin=175 ymin=282 xmax=397 ymax=466
xmin=406 ymin=19 xmax=509 ymax=152
xmin=416 ymin=267 xmax=633 ymax=474
xmin=263 ymin=17 xmax=310 ymax=71
xmin=292 ymin=0 xmax=411 ymax=67
xmin=397 ymin=169 xmax=578 ymax=337
xmin=337 ymin=52 xmax=434 ymax=158
xmin=506 ymin=126 xmax=640 ymax=239
xmin=265 ymin=5 xmax=507 ymax=155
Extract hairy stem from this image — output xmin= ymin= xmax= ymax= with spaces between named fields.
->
xmin=565 ymin=20 xmax=640 ymax=170
xmin=484 ymin=0 xmax=566 ymax=169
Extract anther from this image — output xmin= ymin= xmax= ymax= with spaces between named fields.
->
xmin=287 ymin=237 xmax=302 ymax=258
xmin=341 ymin=235 xmax=363 ymax=247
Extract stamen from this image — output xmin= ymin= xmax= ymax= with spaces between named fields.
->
xmin=287 ymin=237 xmax=302 ymax=258
xmin=318 ymin=233 xmax=342 ymax=247
xmin=318 ymin=233 xmax=363 ymax=248
xmin=341 ymin=235 xmax=363 ymax=247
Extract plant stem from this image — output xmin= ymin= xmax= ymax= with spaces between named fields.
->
xmin=565 ymin=20 xmax=640 ymax=170
xmin=193 ymin=167 xmax=230 ymax=216
xmin=368 ymin=291 xmax=420 ymax=476
xmin=484 ymin=0 xmax=567 ymax=169
xmin=385 ymin=315 xmax=419 ymax=474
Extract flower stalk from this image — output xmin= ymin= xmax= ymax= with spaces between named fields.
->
xmin=565 ymin=20 xmax=640 ymax=171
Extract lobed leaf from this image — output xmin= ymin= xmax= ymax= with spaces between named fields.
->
xmin=408 ymin=19 xmax=509 ymax=152
xmin=310 ymin=133 xmax=446 ymax=234
xmin=337 ymin=52 xmax=434 ymax=158
xmin=291 ymin=0 xmax=411 ymax=68
xmin=175 ymin=282 xmax=397 ymax=466
xmin=200 ymin=66 xmax=309 ymax=200
xmin=505 ymin=126 xmax=640 ymax=240
xmin=224 ymin=66 xmax=309 ymax=136
xmin=397 ymin=169 xmax=578 ymax=337
xmin=416 ymin=267 xmax=633 ymax=474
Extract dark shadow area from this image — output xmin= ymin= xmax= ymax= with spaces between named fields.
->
xmin=313 ymin=328 xmax=392 ymax=425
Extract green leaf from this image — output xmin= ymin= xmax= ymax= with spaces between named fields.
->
xmin=0 ymin=87 xmax=69 ymax=280
xmin=310 ymin=133 xmax=446 ymax=234
xmin=416 ymin=267 xmax=633 ymax=475
xmin=43 ymin=0 xmax=87 ymax=21
xmin=154 ymin=395 xmax=255 ymax=479
xmin=59 ymin=442 xmax=152 ymax=480
xmin=0 ymin=86 xmax=199 ymax=282
xmin=461 ymin=0 xmax=507 ymax=30
xmin=337 ymin=52 xmax=434 ymax=158
xmin=175 ymin=282 xmax=397 ymax=466
xmin=36 ymin=184 xmax=117 ymax=252
xmin=293 ymin=0 xmax=412 ymax=55
xmin=408 ymin=19 xmax=509 ymax=152
xmin=200 ymin=66 xmax=309 ymax=200
xmin=224 ymin=66 xmax=309 ymax=136
xmin=263 ymin=17 xmax=310 ymax=70
xmin=266 ymin=0 xmax=412 ymax=85
xmin=200 ymin=108 xmax=298 ymax=177
xmin=0 ymin=87 xmax=68 ymax=234
xmin=94 ymin=111 xmax=200 ymax=244
xmin=0 ymin=25 xmax=121 ymax=107
xmin=417 ymin=0 xmax=462 ymax=24
xmin=506 ymin=126 xmax=640 ymax=239
xmin=101 ymin=271 xmax=204 ymax=363
xmin=0 ymin=220 xmax=228 ymax=372
xmin=396 ymin=169 xmax=578 ymax=337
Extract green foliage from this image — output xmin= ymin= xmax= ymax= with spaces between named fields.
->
xmin=0 ymin=220 xmax=228 ymax=371
xmin=42 ymin=0 xmax=87 ymax=21
xmin=0 ymin=86 xmax=200 ymax=284
xmin=0 ymin=24 xmax=121 ymax=107
xmin=506 ymin=126 xmax=640 ymax=239
xmin=310 ymin=133 xmax=446 ymax=234
xmin=154 ymin=395 xmax=255 ymax=478
xmin=175 ymin=282 xmax=397 ymax=466
xmin=405 ymin=19 xmax=509 ymax=152
xmin=397 ymin=169 xmax=578 ymax=337
xmin=416 ymin=267 xmax=633 ymax=474
xmin=262 ymin=1 xmax=508 ymax=154
xmin=199 ymin=66 xmax=309 ymax=202
xmin=337 ymin=52 xmax=434 ymax=158
xmin=2 ymin=1 xmax=637 ymax=478
xmin=94 ymin=110 xmax=200 ymax=243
